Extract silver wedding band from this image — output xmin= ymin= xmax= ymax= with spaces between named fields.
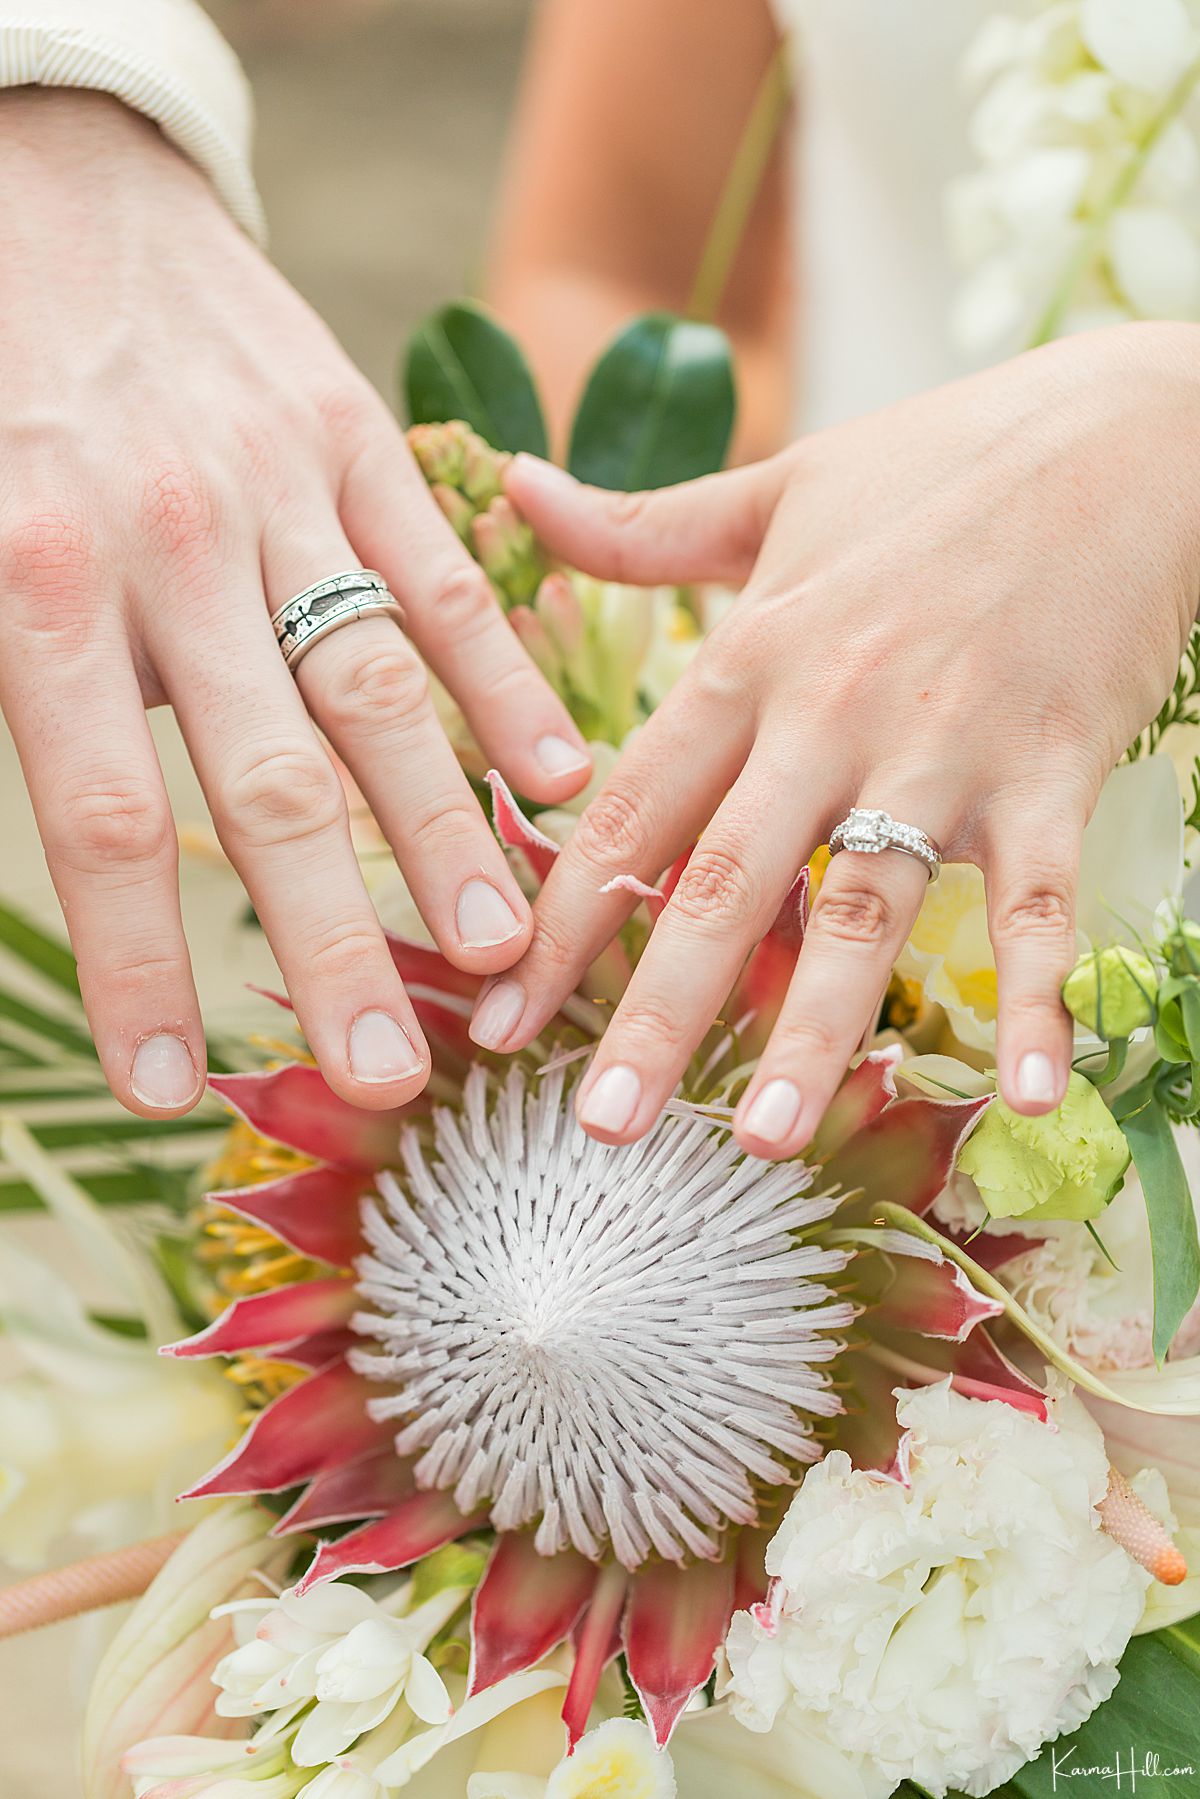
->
xmin=271 ymin=570 xmax=405 ymax=671
xmin=829 ymin=808 xmax=942 ymax=881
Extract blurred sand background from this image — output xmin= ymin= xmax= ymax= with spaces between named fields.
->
xmin=1 ymin=3 xmax=532 ymax=1789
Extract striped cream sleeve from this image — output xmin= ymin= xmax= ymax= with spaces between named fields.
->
xmin=0 ymin=1 xmax=264 ymax=240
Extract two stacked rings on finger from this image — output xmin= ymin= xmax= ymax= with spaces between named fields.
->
xmin=829 ymin=808 xmax=942 ymax=881
xmin=271 ymin=569 xmax=405 ymax=670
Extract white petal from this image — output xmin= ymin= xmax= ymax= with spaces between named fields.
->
xmin=545 ymin=1720 xmax=676 ymax=1799
xmin=315 ymin=1620 xmax=411 ymax=1703
xmin=279 ymin=1583 xmax=380 ymax=1636
xmin=466 ymin=1779 xmax=545 ymax=1799
xmin=1081 ymin=0 xmax=1195 ymax=92
xmin=949 ymin=259 xmax=1031 ymax=356
xmin=992 ymin=147 xmax=1090 ymax=237
xmin=405 ymin=1655 xmax=454 ymax=1726
xmin=1109 ymin=206 xmax=1200 ymax=316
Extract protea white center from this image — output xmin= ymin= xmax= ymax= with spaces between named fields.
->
xmin=350 ymin=1064 xmax=853 ymax=1569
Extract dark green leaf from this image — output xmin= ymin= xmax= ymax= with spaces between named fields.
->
xmin=567 ymin=313 xmax=736 ymax=491
xmin=0 ymin=898 xmax=80 ymax=996
xmin=403 ymin=301 xmax=548 ymax=455
xmin=1119 ymin=1094 xmax=1200 ymax=1362
xmin=981 ymin=1614 xmax=1200 ymax=1795
xmin=0 ymin=987 xmax=95 ymax=1058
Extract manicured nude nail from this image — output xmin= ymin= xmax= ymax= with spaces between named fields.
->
xmin=470 ymin=979 xmax=526 ymax=1049
xmin=535 ymin=734 xmax=590 ymax=778
xmin=131 ymin=1033 xmax=199 ymax=1109
xmin=741 ymin=1078 xmax=802 ymax=1146
xmin=578 ymin=1064 xmax=642 ymax=1134
xmin=456 ymin=878 xmax=522 ymax=950
xmin=349 ymin=1010 xmax=423 ymax=1083
xmin=1015 ymin=1050 xmax=1058 ymax=1107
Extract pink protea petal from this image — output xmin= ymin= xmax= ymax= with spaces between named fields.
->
xmin=834 ymin=1351 xmax=911 ymax=1473
xmin=162 ymin=1278 xmax=357 ymax=1360
xmin=179 ymin=1361 xmax=385 ymax=1500
xmin=294 ymin=1490 xmax=488 ymax=1593
xmin=208 ymin=1068 xmax=405 ymax=1169
xmin=384 ymin=932 xmax=479 ymax=1000
xmin=468 ymin=1535 xmax=597 ymax=1696
xmin=486 ymin=769 xmax=560 ymax=884
xmin=213 ymin=1167 xmax=369 ymax=1267
xmin=825 ymin=1093 xmax=992 ymax=1217
xmin=729 ymin=934 xmax=800 ymax=1056
xmin=733 ymin=1526 xmax=774 ymax=1612
xmin=770 ymin=866 xmax=810 ymax=948
xmin=623 ymin=1558 xmax=735 ymax=1748
xmin=271 ymin=1449 xmax=415 ymax=1536
xmin=948 ymin=1327 xmax=1049 ymax=1418
xmin=945 ymin=1225 xmax=1045 ymax=1272
xmin=272 ymin=1328 xmax=358 ymax=1370
xmin=562 ymin=1566 xmax=627 ymax=1750
xmin=599 ymin=873 xmax=668 ymax=919
xmin=873 ymin=1254 xmax=1005 ymax=1343
xmin=811 ymin=1049 xmax=903 ymax=1158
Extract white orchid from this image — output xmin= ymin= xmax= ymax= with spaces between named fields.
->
xmin=467 ymin=1718 xmax=674 ymax=1799
xmin=724 ymin=1381 xmax=1154 ymax=1799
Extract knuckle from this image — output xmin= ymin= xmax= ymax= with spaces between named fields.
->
xmin=137 ymin=461 xmax=222 ymax=564
xmin=320 ymin=645 xmax=429 ymax=736
xmin=408 ymin=801 xmax=488 ymax=856
xmin=4 ymin=508 xmax=97 ymax=640
xmin=610 ymin=997 xmax=685 ymax=1052
xmin=82 ymin=948 xmax=189 ymax=1006
xmin=223 ymin=747 xmax=345 ymax=848
xmin=57 ymin=779 xmax=173 ymax=871
xmin=523 ymin=909 xmax=578 ymax=983
xmin=430 ymin=563 xmax=499 ymax=637
xmin=304 ymin=922 xmax=388 ymax=980
xmin=316 ymin=380 xmax=388 ymax=448
xmin=991 ymin=883 xmax=1075 ymax=944
xmin=670 ymin=844 xmax=755 ymax=927
xmin=770 ymin=1013 xmax=841 ymax=1062
xmin=812 ymin=886 xmax=893 ymax=947
xmin=571 ymin=788 xmax=650 ymax=872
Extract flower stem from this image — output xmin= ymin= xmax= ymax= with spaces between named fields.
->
xmin=1029 ymin=53 xmax=1200 ymax=348
xmin=687 ymin=40 xmax=793 ymax=324
xmin=0 ymin=1531 xmax=185 ymax=1638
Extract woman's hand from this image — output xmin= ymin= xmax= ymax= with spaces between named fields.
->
xmin=470 ymin=323 xmax=1200 ymax=1157
xmin=0 ymin=91 xmax=591 ymax=1118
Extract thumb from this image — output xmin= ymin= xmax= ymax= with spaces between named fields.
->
xmin=504 ymin=452 xmax=790 ymax=588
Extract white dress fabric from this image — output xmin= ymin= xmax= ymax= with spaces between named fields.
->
xmin=774 ymin=0 xmax=994 ymax=430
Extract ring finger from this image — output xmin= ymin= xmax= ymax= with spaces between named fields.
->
xmin=733 ymin=789 xmax=960 ymax=1159
xmin=265 ymin=518 xmax=532 ymax=973
xmin=140 ymin=548 xmax=430 ymax=1109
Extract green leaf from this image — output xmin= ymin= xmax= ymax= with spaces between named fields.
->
xmin=403 ymin=301 xmax=548 ymax=455
xmin=980 ymin=1614 xmax=1200 ymax=1795
xmin=0 ymin=898 xmax=80 ymax=996
xmin=1119 ymin=1095 xmax=1200 ymax=1362
xmin=567 ymin=313 xmax=736 ymax=491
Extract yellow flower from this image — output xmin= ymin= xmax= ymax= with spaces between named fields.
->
xmin=895 ymin=864 xmax=998 ymax=1051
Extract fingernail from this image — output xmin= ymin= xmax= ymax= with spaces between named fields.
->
xmin=1015 ymin=1050 xmax=1058 ymax=1107
xmin=470 ymin=979 xmax=526 ymax=1049
xmin=349 ymin=1010 xmax=424 ymax=1083
xmin=578 ymin=1064 xmax=642 ymax=1134
xmin=456 ymin=878 xmax=522 ymax=950
xmin=741 ymin=1078 xmax=802 ymax=1146
xmin=131 ymin=1033 xmax=199 ymax=1109
xmin=535 ymin=734 xmax=590 ymax=778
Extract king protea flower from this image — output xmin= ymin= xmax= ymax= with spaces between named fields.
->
xmin=165 ymin=777 xmax=1044 ymax=1751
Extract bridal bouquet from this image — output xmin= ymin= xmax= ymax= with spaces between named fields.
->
xmin=4 ymin=302 xmax=1200 ymax=1799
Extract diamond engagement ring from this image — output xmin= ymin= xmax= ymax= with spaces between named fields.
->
xmin=829 ymin=808 xmax=942 ymax=881
xmin=271 ymin=570 xmax=405 ymax=671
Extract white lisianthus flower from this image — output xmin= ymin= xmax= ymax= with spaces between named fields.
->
xmin=212 ymin=1579 xmax=465 ymax=1766
xmin=724 ymin=1381 xmax=1151 ymax=1799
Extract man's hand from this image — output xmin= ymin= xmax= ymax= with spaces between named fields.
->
xmin=0 ymin=90 xmax=591 ymax=1115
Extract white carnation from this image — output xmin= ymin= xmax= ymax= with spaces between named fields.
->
xmin=724 ymin=1382 xmax=1150 ymax=1798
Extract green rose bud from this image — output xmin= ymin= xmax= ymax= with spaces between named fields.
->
xmin=957 ymin=1071 xmax=1130 ymax=1222
xmin=1061 ymin=945 xmax=1158 ymax=1039
xmin=1164 ymin=919 xmax=1200 ymax=978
